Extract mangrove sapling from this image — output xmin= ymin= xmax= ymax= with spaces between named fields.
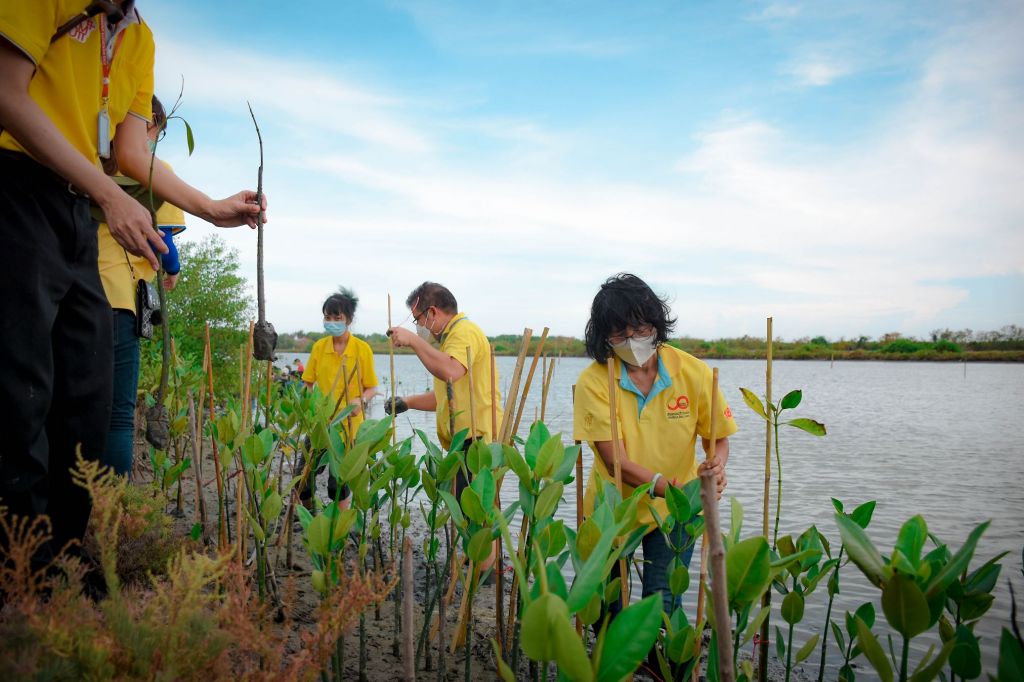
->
xmin=831 ymin=602 xmax=879 ymax=682
xmin=835 ymin=512 xmax=995 ymax=682
xmin=773 ymin=526 xmax=838 ymax=682
xmin=938 ymin=545 xmax=1008 ymax=681
xmin=817 ymin=498 xmax=877 ymax=682
xmin=246 ymin=103 xmax=276 ymax=362
xmin=758 ymin=316 xmax=773 ymax=682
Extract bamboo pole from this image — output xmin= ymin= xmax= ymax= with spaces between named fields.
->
xmin=699 ymin=368 xmax=734 ymax=682
xmin=387 ymin=294 xmax=397 ymax=445
xmin=465 ymin=346 xmax=476 ymax=439
xmin=758 ymin=317 xmax=773 ymax=682
xmin=204 ymin=324 xmax=227 ymax=550
xmin=401 ymin=534 xmax=415 ymax=682
xmin=497 ymin=329 xmax=532 ymax=444
xmin=605 ymin=359 xmax=628 ymax=609
xmin=489 ymin=343 xmax=498 ymax=439
xmin=540 ymin=355 xmax=556 ymax=422
xmin=572 ymin=383 xmax=584 ymax=636
xmin=510 ymin=327 xmax=549 ymax=437
xmin=489 ymin=343 xmax=505 ymax=651
xmin=341 ymin=359 xmax=353 ymax=448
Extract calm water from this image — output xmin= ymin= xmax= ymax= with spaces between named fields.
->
xmin=280 ymin=352 xmax=1024 ymax=676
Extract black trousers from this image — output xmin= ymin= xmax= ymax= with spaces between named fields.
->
xmin=0 ymin=151 xmax=113 ymax=559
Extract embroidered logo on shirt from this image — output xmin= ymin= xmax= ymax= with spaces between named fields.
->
xmin=584 ymin=412 xmax=594 ymax=430
xmin=69 ymin=19 xmax=96 ymax=43
xmin=666 ymin=395 xmax=690 ymax=420
xmin=724 ymin=407 xmax=733 ymax=419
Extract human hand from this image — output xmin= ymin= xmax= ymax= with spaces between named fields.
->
xmin=163 ymin=273 xmax=179 ymax=291
xmin=387 ymin=327 xmax=417 ymax=348
xmin=383 ymin=396 xmax=408 ymax=416
xmin=102 ymin=189 xmax=167 ymax=270
xmin=347 ymin=397 xmax=363 ymax=417
xmin=697 ymin=459 xmax=727 ymax=500
xmin=205 ymin=190 xmax=266 ymax=228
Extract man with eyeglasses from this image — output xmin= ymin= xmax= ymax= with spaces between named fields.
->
xmin=0 ymin=1 xmax=264 ymax=563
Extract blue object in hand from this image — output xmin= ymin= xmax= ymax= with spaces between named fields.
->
xmin=158 ymin=226 xmax=185 ymax=275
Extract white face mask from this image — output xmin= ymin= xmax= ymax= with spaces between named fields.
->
xmin=416 ymin=323 xmax=433 ymax=341
xmin=611 ymin=333 xmax=658 ymax=367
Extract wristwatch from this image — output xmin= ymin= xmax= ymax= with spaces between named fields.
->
xmin=649 ymin=472 xmax=662 ymax=499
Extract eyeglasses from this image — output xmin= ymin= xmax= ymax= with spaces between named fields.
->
xmin=607 ymin=324 xmax=655 ymax=346
xmin=412 ymin=307 xmax=432 ymax=326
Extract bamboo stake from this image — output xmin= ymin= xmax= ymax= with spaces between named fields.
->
xmin=605 ymin=359 xmax=628 ymax=609
xmin=388 ymin=294 xmax=398 ymax=445
xmin=466 ymin=346 xmax=477 ymax=439
xmin=204 ymin=324 xmax=227 ymax=550
xmin=401 ymin=532 xmax=413 ymax=675
xmin=699 ymin=368 xmax=734 ymax=682
xmin=540 ymin=355 xmax=556 ymax=422
xmin=510 ymin=327 xmax=549 ymax=437
xmin=489 ymin=343 xmax=498 ymax=439
xmin=489 ymin=343 xmax=505 ymax=651
xmin=497 ymin=329 xmax=532 ymax=444
xmin=758 ymin=317 xmax=773 ymax=682
xmin=341 ymin=359 xmax=353 ymax=448
xmin=572 ymin=382 xmax=584 ymax=636
xmin=693 ymin=541 xmax=709 ymax=682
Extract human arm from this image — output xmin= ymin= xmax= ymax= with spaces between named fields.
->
xmin=592 ymin=436 xmax=729 ymax=499
xmin=114 ymin=115 xmax=264 ymax=227
xmin=0 ymin=41 xmax=166 ymax=268
xmin=403 ymin=391 xmax=437 ymax=412
xmin=387 ymin=326 xmax=467 ymax=383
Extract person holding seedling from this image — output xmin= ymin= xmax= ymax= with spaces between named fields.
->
xmin=385 ymin=282 xmax=503 ymax=571
xmin=96 ymin=95 xmax=187 ymax=477
xmin=573 ymin=273 xmax=737 ymax=616
xmin=299 ymin=288 xmax=378 ymax=508
xmin=0 ymin=1 xmax=264 ymax=564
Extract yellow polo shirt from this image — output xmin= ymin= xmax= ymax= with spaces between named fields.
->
xmin=434 ymin=313 xmax=503 ymax=449
xmin=573 ymin=345 xmax=737 ymax=531
xmin=98 ymin=198 xmax=186 ymax=311
xmin=0 ymin=2 xmax=154 ymax=161
xmin=303 ymin=335 xmax=378 ymax=438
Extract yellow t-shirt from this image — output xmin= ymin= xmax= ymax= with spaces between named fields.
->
xmin=98 ymin=189 xmax=186 ymax=312
xmin=303 ymin=335 xmax=378 ymax=439
xmin=0 ymin=2 xmax=155 ymax=161
xmin=573 ymin=345 xmax=738 ymax=531
xmin=433 ymin=313 xmax=503 ymax=449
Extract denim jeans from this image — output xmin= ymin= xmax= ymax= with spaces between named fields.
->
xmin=103 ymin=309 xmax=140 ymax=477
xmin=608 ymin=522 xmax=695 ymax=618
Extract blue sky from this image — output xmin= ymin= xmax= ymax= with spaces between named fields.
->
xmin=144 ymin=0 xmax=1023 ymax=340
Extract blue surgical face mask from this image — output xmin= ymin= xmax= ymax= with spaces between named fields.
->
xmin=324 ymin=321 xmax=348 ymax=336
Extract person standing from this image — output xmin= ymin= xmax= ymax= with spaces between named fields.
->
xmin=572 ymin=273 xmax=737 ymax=617
xmin=299 ymin=288 xmax=378 ymax=506
xmin=0 ymin=1 xmax=263 ymax=559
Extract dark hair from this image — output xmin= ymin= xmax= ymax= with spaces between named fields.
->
xmin=151 ymin=95 xmax=166 ymax=129
xmin=584 ymin=273 xmax=676 ymax=363
xmin=323 ymin=286 xmax=358 ymax=320
xmin=406 ymin=282 xmax=457 ymax=315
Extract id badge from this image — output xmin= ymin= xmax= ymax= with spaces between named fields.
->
xmin=97 ymin=108 xmax=111 ymax=158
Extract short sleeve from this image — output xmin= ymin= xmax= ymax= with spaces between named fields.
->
xmin=441 ymin=326 xmax=470 ymax=372
xmin=0 ymin=2 xmax=57 ymax=65
xmin=360 ymin=343 xmax=378 ymax=388
xmin=573 ymin=364 xmax=612 ymax=442
xmin=127 ymin=22 xmax=154 ymax=122
xmin=301 ymin=344 xmax=319 ymax=384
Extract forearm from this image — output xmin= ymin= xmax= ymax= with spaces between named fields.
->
xmin=120 ymin=148 xmax=213 ymax=219
xmin=594 ymin=440 xmax=661 ymax=491
xmin=361 ymin=386 xmax=378 ymax=402
xmin=403 ymin=391 xmax=437 ymax=412
xmin=701 ymin=436 xmax=730 ymax=466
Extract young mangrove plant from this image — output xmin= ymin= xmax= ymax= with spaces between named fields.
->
xmin=835 ymin=511 xmax=995 ymax=682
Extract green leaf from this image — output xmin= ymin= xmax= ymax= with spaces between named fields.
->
xmin=895 ymin=515 xmax=928 ymax=568
xmin=835 ymin=513 xmax=888 ymax=587
xmin=997 ymin=627 xmax=1024 ymax=682
xmin=739 ymin=387 xmax=767 ymax=420
xmin=785 ymin=418 xmax=826 ymax=436
xmin=536 ymin=436 xmax=563 ymax=479
xmin=520 ymin=593 xmax=567 ymax=662
xmin=190 ymin=522 xmax=202 ymax=541
xmin=851 ymin=500 xmax=877 ymax=529
xmin=729 ymin=496 xmax=744 ymax=546
xmin=741 ymin=605 xmax=771 ymax=646
xmin=535 ymin=481 xmax=564 ymax=521
xmin=566 ymin=522 xmax=618 ymax=612
xmin=467 ymin=527 xmax=493 ymax=564
xmin=669 ymin=564 xmax=690 ymax=597
xmin=524 ymin=421 xmax=551 ymax=467
xmin=665 ymin=484 xmax=691 ymax=522
xmin=781 ymin=591 xmax=805 ymax=625
xmin=831 ymin=498 xmax=845 ymax=513
xmin=470 ymin=468 xmax=496 ymax=514
xmin=949 ymin=624 xmax=982 ymax=679
xmin=505 ymin=444 xmax=533 ymax=484
xmin=261 ymin=491 xmax=283 ymax=524
xmin=296 ymin=503 xmax=313 ymax=530
xmin=882 ymin=573 xmax=930 ymax=638
xmin=438 ymin=490 xmax=466 ymax=529
xmin=338 ymin=441 xmax=370 ymax=483
xmin=795 ymin=633 xmax=820 ymax=664
xmin=856 ymin=617 xmax=894 ymax=682
xmin=552 ymin=614 xmax=594 ymax=682
xmin=595 ymin=594 xmax=663 ymax=682
xmin=466 ymin=439 xmax=491 ymax=474
xmin=726 ymin=537 xmax=772 ymax=607
xmin=460 ymin=487 xmax=486 ymax=524
xmin=925 ymin=521 xmax=990 ymax=600
xmin=780 ymin=389 xmax=802 ymax=410
xmin=909 ymin=641 xmax=954 ymax=682
xmin=775 ymin=625 xmax=786 ymax=662
xmin=183 ymin=119 xmax=195 ymax=155
xmin=242 ymin=433 xmax=266 ymax=467
xmin=830 ymin=620 xmax=846 ymax=654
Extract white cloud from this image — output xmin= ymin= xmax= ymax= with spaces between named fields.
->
xmin=787 ymin=59 xmax=849 ymax=86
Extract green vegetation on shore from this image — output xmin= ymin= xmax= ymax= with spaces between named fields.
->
xmin=275 ymin=326 xmax=1024 ymax=362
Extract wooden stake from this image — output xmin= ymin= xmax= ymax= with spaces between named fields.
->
xmin=387 ymin=294 xmax=398 ymax=445
xmin=510 ymin=327 xmax=549 ymax=437
xmin=497 ymin=329 xmax=532 ymax=444
xmin=466 ymin=346 xmax=477 ymax=439
xmin=699 ymin=368 xmax=734 ymax=682
xmin=489 ymin=343 xmax=498 ymax=440
xmin=540 ymin=355 xmax=556 ymax=422
xmin=572 ymin=382 xmax=584 ymax=636
xmin=693 ymin=541 xmax=709 ymax=682
xmin=204 ymin=324 xmax=227 ymax=551
xmin=758 ymin=317 xmax=773 ymax=682
xmin=605 ymin=359 xmax=628 ymax=609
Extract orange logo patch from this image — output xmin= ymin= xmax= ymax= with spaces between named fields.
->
xmin=667 ymin=395 xmax=690 ymax=411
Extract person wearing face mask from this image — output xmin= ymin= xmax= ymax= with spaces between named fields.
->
xmin=573 ymin=273 xmax=737 ymax=619
xmin=298 ymin=288 xmax=378 ymax=508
